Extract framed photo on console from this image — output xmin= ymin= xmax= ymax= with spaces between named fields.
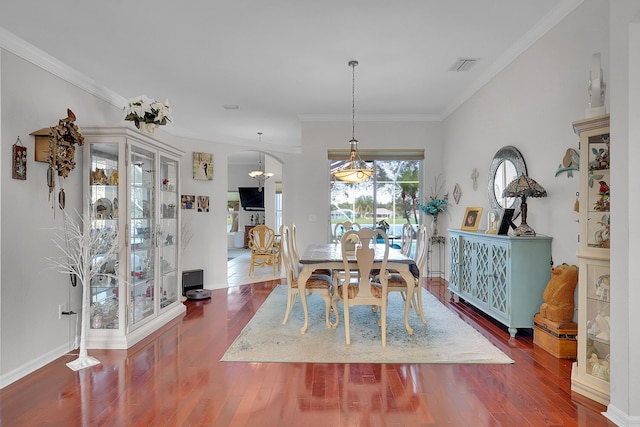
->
xmin=498 ymin=208 xmax=516 ymax=235
xmin=461 ymin=207 xmax=483 ymax=231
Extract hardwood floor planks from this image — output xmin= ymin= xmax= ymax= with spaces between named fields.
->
xmin=0 ymin=279 xmax=615 ymax=426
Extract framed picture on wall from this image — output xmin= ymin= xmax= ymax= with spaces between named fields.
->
xmin=461 ymin=207 xmax=483 ymax=231
xmin=197 ymin=196 xmax=210 ymax=212
xmin=193 ymin=152 xmax=213 ymax=180
xmin=181 ymin=194 xmax=195 ymax=209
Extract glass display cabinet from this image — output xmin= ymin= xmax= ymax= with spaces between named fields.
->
xmin=571 ymin=114 xmax=610 ymax=405
xmin=84 ymin=127 xmax=185 ymax=349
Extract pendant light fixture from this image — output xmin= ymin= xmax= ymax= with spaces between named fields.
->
xmin=248 ymin=132 xmax=273 ymax=191
xmin=332 ymin=60 xmax=374 ymax=183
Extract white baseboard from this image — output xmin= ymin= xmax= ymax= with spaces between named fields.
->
xmin=0 ymin=341 xmax=74 ymax=389
xmin=604 ymin=404 xmax=640 ymax=426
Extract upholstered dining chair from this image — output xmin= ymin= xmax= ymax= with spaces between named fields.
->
xmin=382 ymin=224 xmax=428 ymax=324
xmin=333 ymin=221 xmax=361 ymax=243
xmin=248 ymin=224 xmax=280 ymax=275
xmin=280 ymin=225 xmax=338 ymax=329
xmin=334 ymin=228 xmax=390 ymax=346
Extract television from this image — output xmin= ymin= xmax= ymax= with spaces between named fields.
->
xmin=238 ymin=187 xmax=264 ymax=211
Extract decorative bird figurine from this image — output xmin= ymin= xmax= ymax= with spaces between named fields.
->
xmin=555 ymin=148 xmax=580 ymax=177
xmin=598 ymin=180 xmax=610 ymax=195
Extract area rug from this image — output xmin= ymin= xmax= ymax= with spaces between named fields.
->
xmin=221 ymin=285 xmax=514 ymax=364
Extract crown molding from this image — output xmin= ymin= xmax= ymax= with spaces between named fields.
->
xmin=0 ymin=26 xmax=126 ymax=108
xmin=298 ymin=113 xmax=441 ymax=122
xmin=442 ymin=0 xmax=584 ymax=119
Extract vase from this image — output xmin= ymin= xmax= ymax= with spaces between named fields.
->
xmin=139 ymin=122 xmax=156 ymax=135
xmin=430 ymin=217 xmax=438 ymax=236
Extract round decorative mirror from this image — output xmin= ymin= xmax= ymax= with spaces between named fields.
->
xmin=487 ymin=146 xmax=527 ymax=219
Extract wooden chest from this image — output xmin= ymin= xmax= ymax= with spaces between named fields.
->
xmin=533 ymin=313 xmax=577 ymax=359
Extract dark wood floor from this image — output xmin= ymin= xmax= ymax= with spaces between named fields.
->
xmin=0 ymin=279 xmax=614 ymax=426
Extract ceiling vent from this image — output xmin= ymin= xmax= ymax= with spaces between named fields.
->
xmin=450 ymin=58 xmax=479 ymax=72
xmin=223 ymin=105 xmax=240 ymax=110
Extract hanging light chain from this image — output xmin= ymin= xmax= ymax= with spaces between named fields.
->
xmin=349 ymin=60 xmax=358 ymax=142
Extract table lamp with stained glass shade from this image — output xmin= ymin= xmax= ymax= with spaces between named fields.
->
xmin=502 ymin=175 xmax=547 ymax=236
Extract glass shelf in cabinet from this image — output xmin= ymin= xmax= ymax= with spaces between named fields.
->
xmin=587 ymin=334 xmax=610 ymax=346
xmin=90 ymin=277 xmax=117 ymax=288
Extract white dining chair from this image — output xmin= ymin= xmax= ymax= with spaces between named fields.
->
xmin=333 ymin=221 xmax=361 ymax=243
xmin=280 ymin=225 xmax=337 ymax=329
xmin=334 ymin=228 xmax=390 ymax=346
xmin=291 ymin=222 xmax=332 ymax=276
xmin=383 ymin=224 xmax=428 ymax=324
xmin=400 ymin=223 xmax=414 ymax=257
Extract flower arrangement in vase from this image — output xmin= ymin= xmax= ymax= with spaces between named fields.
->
xmin=418 ymin=176 xmax=449 ymax=236
xmin=124 ymin=95 xmax=172 ymax=134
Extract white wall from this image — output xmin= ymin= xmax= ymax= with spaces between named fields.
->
xmin=608 ymin=1 xmax=640 ymax=424
xmin=0 ymin=50 xmax=123 ymax=381
xmin=293 ymin=120 xmax=444 ymax=254
xmin=442 ymin=0 xmax=609 ymax=271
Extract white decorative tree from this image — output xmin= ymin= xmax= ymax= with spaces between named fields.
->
xmin=48 ymin=208 xmax=118 ymax=371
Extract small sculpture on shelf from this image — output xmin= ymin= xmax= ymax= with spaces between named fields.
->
xmin=539 ymin=263 xmax=578 ymax=323
xmin=109 ymin=170 xmax=119 ymax=185
xmin=90 ymin=168 xmax=108 ymax=185
xmin=593 ymin=214 xmax=610 ymax=248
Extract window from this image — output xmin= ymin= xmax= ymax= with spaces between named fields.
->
xmin=330 ymin=155 xmax=423 ymax=241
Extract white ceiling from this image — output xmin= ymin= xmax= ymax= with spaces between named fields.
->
xmin=0 ymin=0 xmax=582 ymax=154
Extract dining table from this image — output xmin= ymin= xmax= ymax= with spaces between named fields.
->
xmin=298 ymin=243 xmax=420 ymax=335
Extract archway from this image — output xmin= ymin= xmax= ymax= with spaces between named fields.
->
xmin=226 ymin=151 xmax=283 ymax=286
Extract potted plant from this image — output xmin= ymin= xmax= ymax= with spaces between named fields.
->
xmin=124 ymin=95 xmax=172 ymax=134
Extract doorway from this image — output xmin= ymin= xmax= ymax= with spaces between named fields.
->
xmin=227 ymin=151 xmax=283 ymax=286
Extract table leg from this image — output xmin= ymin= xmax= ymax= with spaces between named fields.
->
xmin=298 ymin=268 xmax=312 ymax=334
xmin=400 ymin=270 xmax=415 ymax=335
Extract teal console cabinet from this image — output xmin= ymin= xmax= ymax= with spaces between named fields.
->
xmin=449 ymin=229 xmax=552 ymax=337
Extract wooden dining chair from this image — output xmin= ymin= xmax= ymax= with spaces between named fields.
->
xmin=333 ymin=221 xmax=361 ymax=243
xmin=382 ymin=224 xmax=428 ymax=324
xmin=248 ymin=224 xmax=279 ymax=275
xmin=334 ymin=228 xmax=390 ymax=346
xmin=280 ymin=225 xmax=338 ymax=329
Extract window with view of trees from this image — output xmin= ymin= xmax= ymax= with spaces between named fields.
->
xmin=330 ymin=159 xmax=422 ymax=239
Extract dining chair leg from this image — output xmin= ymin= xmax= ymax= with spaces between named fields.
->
xmin=282 ymin=290 xmax=297 ymax=325
xmin=413 ymin=285 xmax=426 ymax=324
xmin=330 ymin=296 xmax=339 ymax=329
xmin=343 ymin=299 xmax=351 ymax=346
xmin=381 ymin=297 xmax=387 ymax=347
xmin=320 ymin=294 xmax=331 ymax=328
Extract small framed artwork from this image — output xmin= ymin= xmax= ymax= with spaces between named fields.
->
xmin=193 ymin=152 xmax=213 ymax=180
xmin=181 ymin=195 xmax=195 ymax=209
xmin=498 ymin=208 xmax=516 ymax=235
xmin=197 ymin=196 xmax=210 ymax=212
xmin=461 ymin=207 xmax=483 ymax=231
xmin=453 ymin=183 xmax=461 ymax=204
xmin=12 ymin=138 xmax=27 ymax=180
